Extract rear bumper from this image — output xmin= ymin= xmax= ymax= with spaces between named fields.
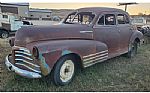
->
xmin=5 ymin=54 xmax=42 ymax=78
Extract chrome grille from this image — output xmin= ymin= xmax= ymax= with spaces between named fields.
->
xmin=14 ymin=47 xmax=41 ymax=73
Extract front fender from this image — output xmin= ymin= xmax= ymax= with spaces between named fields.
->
xmin=28 ymin=40 xmax=108 ymax=75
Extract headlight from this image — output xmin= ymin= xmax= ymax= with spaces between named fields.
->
xmin=32 ymin=46 xmax=39 ymax=59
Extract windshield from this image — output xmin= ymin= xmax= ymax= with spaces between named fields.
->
xmin=64 ymin=12 xmax=95 ymax=25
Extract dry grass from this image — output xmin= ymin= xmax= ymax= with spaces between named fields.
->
xmin=0 ymin=39 xmax=150 ymax=91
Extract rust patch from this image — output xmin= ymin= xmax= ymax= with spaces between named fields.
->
xmin=38 ymin=53 xmax=51 ymax=76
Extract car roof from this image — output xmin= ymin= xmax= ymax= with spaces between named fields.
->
xmin=77 ymin=7 xmax=127 ymax=14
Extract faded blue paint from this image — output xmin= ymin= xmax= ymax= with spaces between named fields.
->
xmin=39 ymin=53 xmax=51 ymax=75
xmin=61 ymin=50 xmax=72 ymax=56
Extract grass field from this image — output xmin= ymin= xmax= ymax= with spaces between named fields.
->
xmin=0 ymin=39 xmax=150 ymax=92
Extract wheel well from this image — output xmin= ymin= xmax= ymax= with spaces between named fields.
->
xmin=69 ymin=53 xmax=83 ymax=69
xmin=134 ymin=38 xmax=141 ymax=47
xmin=56 ymin=53 xmax=83 ymax=70
xmin=0 ymin=28 xmax=9 ymax=33
xmin=135 ymin=38 xmax=140 ymax=43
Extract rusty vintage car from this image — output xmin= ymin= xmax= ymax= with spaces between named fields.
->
xmin=5 ymin=7 xmax=143 ymax=86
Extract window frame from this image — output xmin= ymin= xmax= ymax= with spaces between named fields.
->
xmin=124 ymin=14 xmax=130 ymax=24
xmin=64 ymin=11 xmax=96 ymax=25
xmin=116 ymin=13 xmax=130 ymax=25
xmin=117 ymin=14 xmax=126 ymax=24
xmin=97 ymin=15 xmax=105 ymax=26
xmin=71 ymin=11 xmax=96 ymax=25
xmin=105 ymin=14 xmax=116 ymax=25
xmin=65 ymin=12 xmax=77 ymax=23
xmin=95 ymin=13 xmax=117 ymax=27
xmin=2 ymin=15 xmax=8 ymax=19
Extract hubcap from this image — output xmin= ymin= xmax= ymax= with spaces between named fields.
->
xmin=2 ymin=33 xmax=8 ymax=39
xmin=60 ymin=60 xmax=74 ymax=82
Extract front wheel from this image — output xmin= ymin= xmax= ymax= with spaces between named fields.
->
xmin=51 ymin=56 xmax=76 ymax=86
xmin=127 ymin=41 xmax=138 ymax=58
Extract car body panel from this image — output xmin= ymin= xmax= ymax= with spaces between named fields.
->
xmin=15 ymin=24 xmax=93 ymax=47
xmin=6 ymin=7 xmax=143 ymax=78
xmin=26 ymin=40 xmax=108 ymax=69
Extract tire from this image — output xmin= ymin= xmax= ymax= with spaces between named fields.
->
xmin=51 ymin=56 xmax=76 ymax=86
xmin=1 ymin=31 xmax=9 ymax=39
xmin=127 ymin=41 xmax=138 ymax=58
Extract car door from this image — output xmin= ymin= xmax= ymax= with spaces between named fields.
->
xmin=116 ymin=13 xmax=133 ymax=54
xmin=93 ymin=13 xmax=120 ymax=58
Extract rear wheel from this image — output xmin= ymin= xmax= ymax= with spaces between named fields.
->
xmin=51 ymin=56 xmax=76 ymax=86
xmin=1 ymin=31 xmax=9 ymax=39
xmin=127 ymin=41 xmax=138 ymax=58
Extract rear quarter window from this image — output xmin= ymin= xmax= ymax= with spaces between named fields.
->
xmin=117 ymin=14 xmax=130 ymax=24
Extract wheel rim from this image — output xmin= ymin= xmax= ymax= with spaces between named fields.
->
xmin=60 ymin=60 xmax=74 ymax=82
xmin=1 ymin=33 xmax=8 ymax=39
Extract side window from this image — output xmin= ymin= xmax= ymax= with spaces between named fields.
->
xmin=105 ymin=14 xmax=116 ymax=25
xmin=117 ymin=14 xmax=130 ymax=24
xmin=73 ymin=14 xmax=81 ymax=23
xmin=97 ymin=16 xmax=104 ymax=25
xmin=2 ymin=15 xmax=8 ymax=19
xmin=117 ymin=14 xmax=125 ymax=24
xmin=66 ymin=12 xmax=76 ymax=23
xmin=72 ymin=12 xmax=95 ymax=24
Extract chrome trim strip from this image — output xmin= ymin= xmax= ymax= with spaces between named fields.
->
xmin=15 ymin=58 xmax=40 ymax=67
xmin=83 ymin=53 xmax=108 ymax=61
xmin=15 ymin=54 xmax=33 ymax=61
xmin=19 ymin=49 xmax=30 ymax=53
xmin=15 ymin=63 xmax=41 ymax=73
xmin=80 ymin=31 xmax=93 ymax=33
xmin=84 ymin=58 xmax=107 ymax=68
xmin=83 ymin=50 xmax=108 ymax=58
xmin=15 ymin=51 xmax=32 ymax=56
xmin=83 ymin=55 xmax=108 ymax=65
xmin=5 ymin=55 xmax=41 ymax=78
xmin=14 ymin=46 xmax=30 ymax=53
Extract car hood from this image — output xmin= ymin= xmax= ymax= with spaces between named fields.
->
xmin=15 ymin=24 xmax=93 ymax=46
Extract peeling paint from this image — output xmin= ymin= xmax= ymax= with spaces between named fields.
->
xmin=38 ymin=53 xmax=51 ymax=76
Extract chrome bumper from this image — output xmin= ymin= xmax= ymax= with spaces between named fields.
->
xmin=5 ymin=54 xmax=42 ymax=78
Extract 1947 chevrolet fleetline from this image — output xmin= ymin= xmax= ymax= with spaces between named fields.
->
xmin=5 ymin=7 xmax=143 ymax=86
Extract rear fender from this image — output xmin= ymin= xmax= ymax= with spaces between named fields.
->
xmin=129 ymin=30 xmax=143 ymax=44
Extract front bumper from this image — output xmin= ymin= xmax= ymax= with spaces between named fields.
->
xmin=5 ymin=54 xmax=42 ymax=78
